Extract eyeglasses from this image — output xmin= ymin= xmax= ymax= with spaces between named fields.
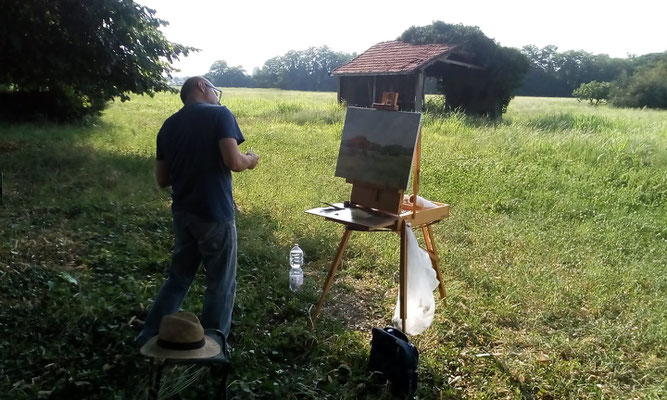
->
xmin=205 ymin=83 xmax=223 ymax=102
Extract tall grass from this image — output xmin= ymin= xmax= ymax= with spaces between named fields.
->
xmin=1 ymin=90 xmax=665 ymax=399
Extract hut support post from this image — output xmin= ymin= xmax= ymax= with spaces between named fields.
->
xmin=337 ymin=77 xmax=341 ymax=103
xmin=415 ymin=70 xmax=425 ymax=112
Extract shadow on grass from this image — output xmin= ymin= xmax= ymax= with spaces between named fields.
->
xmin=1 ymin=114 xmax=575 ymax=399
xmin=1 ymin=133 xmax=440 ymax=399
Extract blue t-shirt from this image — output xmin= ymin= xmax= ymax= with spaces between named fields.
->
xmin=156 ymin=103 xmax=245 ymax=221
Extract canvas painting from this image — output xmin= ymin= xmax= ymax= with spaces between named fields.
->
xmin=335 ymin=106 xmax=422 ymax=190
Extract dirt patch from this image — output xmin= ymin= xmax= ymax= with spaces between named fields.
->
xmin=0 ymin=140 xmax=25 ymax=154
xmin=4 ymin=225 xmax=88 ymax=272
xmin=0 ymin=140 xmax=24 ymax=153
xmin=318 ymin=274 xmax=395 ymax=333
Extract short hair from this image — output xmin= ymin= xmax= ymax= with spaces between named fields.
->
xmin=180 ymin=76 xmax=204 ymax=104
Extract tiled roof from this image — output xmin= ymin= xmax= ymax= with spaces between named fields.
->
xmin=333 ymin=40 xmax=456 ymax=75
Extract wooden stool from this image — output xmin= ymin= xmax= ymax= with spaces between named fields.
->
xmin=146 ymin=329 xmax=231 ymax=400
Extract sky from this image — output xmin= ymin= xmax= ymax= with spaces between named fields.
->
xmin=136 ymin=0 xmax=666 ymax=77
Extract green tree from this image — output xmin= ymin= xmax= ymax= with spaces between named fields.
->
xmin=518 ymin=45 xmax=631 ymax=97
xmin=572 ymin=81 xmax=611 ymax=105
xmin=517 ymin=46 xmax=568 ymax=97
xmin=521 ymin=44 xmax=559 ymax=74
xmin=400 ymin=21 xmax=529 ymax=117
xmin=205 ymin=60 xmax=252 ymax=87
xmin=0 ymin=0 xmax=195 ymax=121
xmin=610 ymin=55 xmax=667 ymax=109
xmin=252 ymin=46 xmax=354 ymax=91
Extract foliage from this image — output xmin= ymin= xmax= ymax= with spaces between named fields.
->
xmin=0 ymin=0 xmax=194 ymax=121
xmin=1 ymin=90 xmax=666 ymax=399
xmin=516 ymin=45 xmax=667 ymax=98
xmin=519 ymin=46 xmax=667 ymax=107
xmin=205 ymin=60 xmax=253 ymax=88
xmin=194 ymin=47 xmax=354 ymax=91
xmin=610 ymin=56 xmax=667 ymax=109
xmin=252 ymin=46 xmax=354 ymax=91
xmin=423 ymin=95 xmax=446 ymax=115
xmin=400 ymin=21 xmax=529 ymax=117
xmin=572 ymin=80 xmax=611 ymax=105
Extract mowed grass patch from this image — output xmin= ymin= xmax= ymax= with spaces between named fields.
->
xmin=0 ymin=90 xmax=665 ymax=399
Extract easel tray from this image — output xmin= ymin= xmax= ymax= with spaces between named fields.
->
xmin=306 ymin=204 xmax=398 ymax=230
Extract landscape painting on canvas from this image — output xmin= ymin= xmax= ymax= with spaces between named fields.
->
xmin=335 ymin=106 xmax=422 ymax=190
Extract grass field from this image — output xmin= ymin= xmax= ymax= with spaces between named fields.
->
xmin=1 ymin=89 xmax=665 ymax=399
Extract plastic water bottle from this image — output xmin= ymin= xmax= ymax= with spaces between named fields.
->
xmin=289 ymin=244 xmax=304 ymax=291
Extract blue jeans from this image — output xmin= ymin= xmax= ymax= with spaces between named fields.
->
xmin=137 ymin=211 xmax=237 ymax=345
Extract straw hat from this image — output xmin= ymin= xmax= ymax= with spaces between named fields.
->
xmin=140 ymin=312 xmax=221 ymax=359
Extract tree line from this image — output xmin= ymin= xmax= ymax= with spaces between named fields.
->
xmin=199 ymin=46 xmax=355 ymax=92
xmin=196 ymin=38 xmax=665 ymax=112
xmin=1 ymin=2 xmax=664 ymax=122
xmin=517 ymin=45 xmax=666 ymax=105
xmin=196 ymin=21 xmax=531 ymax=117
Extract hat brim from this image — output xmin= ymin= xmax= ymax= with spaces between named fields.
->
xmin=140 ymin=335 xmax=221 ymax=359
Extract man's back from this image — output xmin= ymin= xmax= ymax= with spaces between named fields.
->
xmin=157 ymin=103 xmax=245 ymax=222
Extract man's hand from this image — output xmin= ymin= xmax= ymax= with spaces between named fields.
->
xmin=219 ymin=138 xmax=259 ymax=172
xmin=246 ymin=149 xmax=259 ymax=169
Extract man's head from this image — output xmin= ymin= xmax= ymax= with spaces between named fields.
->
xmin=180 ymin=76 xmax=222 ymax=105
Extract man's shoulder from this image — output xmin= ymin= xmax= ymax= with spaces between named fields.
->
xmin=217 ymin=105 xmax=235 ymax=118
xmin=184 ymin=103 xmax=236 ymax=119
xmin=159 ymin=104 xmax=239 ymax=139
xmin=158 ymin=109 xmax=184 ymax=136
xmin=161 ymin=105 xmax=190 ymax=123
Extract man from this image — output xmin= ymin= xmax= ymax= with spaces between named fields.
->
xmin=136 ymin=76 xmax=259 ymax=348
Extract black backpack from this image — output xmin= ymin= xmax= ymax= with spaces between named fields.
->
xmin=368 ymin=327 xmax=418 ymax=398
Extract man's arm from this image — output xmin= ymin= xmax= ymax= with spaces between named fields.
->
xmin=219 ymin=138 xmax=259 ymax=172
xmin=155 ymin=160 xmax=171 ymax=188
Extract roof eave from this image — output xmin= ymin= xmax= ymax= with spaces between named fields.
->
xmin=431 ymin=56 xmax=484 ymax=70
xmin=332 ymin=70 xmax=416 ymax=76
xmin=418 ymin=47 xmax=457 ymax=70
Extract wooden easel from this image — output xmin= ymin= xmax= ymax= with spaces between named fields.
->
xmin=307 ymin=92 xmax=449 ymax=333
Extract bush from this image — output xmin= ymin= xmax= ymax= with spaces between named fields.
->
xmin=572 ymin=81 xmax=611 ymax=105
xmin=610 ymin=59 xmax=667 ymax=109
xmin=400 ymin=21 xmax=529 ymax=118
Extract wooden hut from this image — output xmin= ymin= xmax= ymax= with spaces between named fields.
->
xmin=333 ymin=40 xmax=482 ymax=111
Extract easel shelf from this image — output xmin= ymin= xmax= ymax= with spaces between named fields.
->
xmin=398 ymin=200 xmax=449 ymax=229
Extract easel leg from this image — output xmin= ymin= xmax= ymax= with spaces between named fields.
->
xmin=422 ymin=225 xmax=446 ymax=300
xmin=313 ymin=228 xmax=352 ymax=321
xmin=399 ymin=222 xmax=408 ymax=333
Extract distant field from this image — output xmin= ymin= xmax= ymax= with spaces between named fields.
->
xmin=0 ymin=89 xmax=665 ymax=399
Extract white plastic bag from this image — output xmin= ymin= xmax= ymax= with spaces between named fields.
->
xmin=414 ymin=195 xmax=437 ymax=209
xmin=392 ymin=224 xmax=439 ymax=335
xmin=402 ymin=195 xmax=437 ymax=209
